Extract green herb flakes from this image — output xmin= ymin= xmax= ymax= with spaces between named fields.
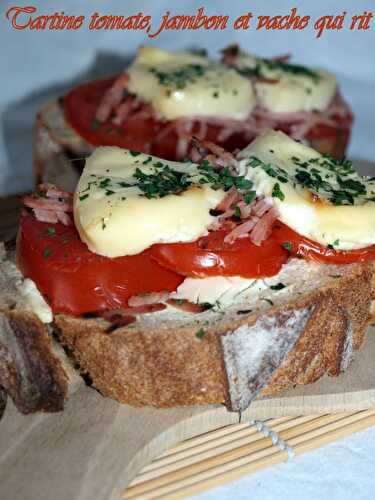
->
xmin=90 ymin=119 xmax=100 ymax=130
xmin=150 ymin=64 xmax=206 ymax=90
xmin=195 ymin=328 xmax=206 ymax=339
xmin=282 ymin=242 xmax=292 ymax=251
xmin=244 ymin=191 xmax=256 ymax=205
xmin=44 ymin=227 xmax=56 ymax=237
xmin=272 ymin=183 xmax=285 ymax=201
xmin=270 ymin=283 xmax=286 ymax=291
xmin=261 ymin=298 xmax=274 ymax=306
xmin=237 ymin=309 xmax=252 ymax=315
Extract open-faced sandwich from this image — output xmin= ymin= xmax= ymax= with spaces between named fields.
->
xmin=2 ymin=130 xmax=374 ymax=414
xmin=34 ymin=46 xmax=353 ymax=192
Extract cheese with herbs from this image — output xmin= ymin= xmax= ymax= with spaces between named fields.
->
xmin=74 ymin=147 xmax=226 ymax=257
xmin=126 ymin=46 xmax=256 ymax=120
xmin=232 ymin=51 xmax=337 ymax=113
xmin=238 ymin=131 xmax=375 ymax=250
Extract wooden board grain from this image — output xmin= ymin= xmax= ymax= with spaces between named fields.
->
xmin=1 ymin=329 xmax=375 ymax=500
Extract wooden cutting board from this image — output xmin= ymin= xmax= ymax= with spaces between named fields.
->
xmin=1 ymin=158 xmax=375 ymax=500
xmin=0 ymin=328 xmax=375 ymax=500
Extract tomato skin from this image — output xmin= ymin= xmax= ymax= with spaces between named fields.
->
xmin=149 ymin=230 xmax=289 ymax=279
xmin=16 ymin=215 xmax=183 ymax=316
xmin=272 ymin=222 xmax=375 ymax=264
xmin=64 ymin=76 xmax=158 ymax=151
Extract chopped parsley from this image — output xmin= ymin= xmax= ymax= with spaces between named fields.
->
xmin=237 ymin=56 xmax=320 ymax=83
xmin=150 ymin=64 xmax=207 ymax=89
xmin=43 ymin=247 xmax=51 ymax=258
xmin=244 ymin=191 xmax=256 ymax=205
xmin=327 ymin=239 xmax=340 ymax=250
xmin=133 ymin=164 xmax=192 ymax=198
xmin=129 ymin=151 xmax=141 ymax=157
xmin=197 ymin=161 xmax=254 ymax=194
xmin=272 ymin=183 xmax=285 ymax=201
xmin=263 ymin=59 xmax=320 ymax=82
xmin=261 ymin=298 xmax=274 ymax=306
xmin=270 ymin=283 xmax=286 ymax=290
xmin=233 ymin=205 xmax=241 ymax=218
xmin=195 ymin=328 xmax=206 ymax=339
xmin=249 ymin=154 xmax=370 ymax=206
xmin=237 ymin=309 xmax=253 ymax=315
xmin=282 ymin=242 xmax=293 ymax=251
xmin=99 ymin=178 xmax=111 ymax=189
xmin=90 ymin=119 xmax=101 ymax=130
xmin=79 ymin=193 xmax=89 ymax=201
xmin=44 ymin=227 xmax=56 ymax=237
xmin=199 ymin=302 xmax=214 ymax=311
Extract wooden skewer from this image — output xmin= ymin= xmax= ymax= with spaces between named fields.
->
xmin=288 ymin=409 xmax=375 ymax=447
xmin=125 ymin=414 xmax=339 ymax=497
xmin=137 ymin=417 xmax=294 ymax=477
xmin=124 ymin=410 xmax=375 ymax=499
xmin=130 ymin=415 xmax=318 ymax=486
xmin=134 ymin=411 xmax=375 ymax=500
xmin=293 ymin=412 xmax=375 ymax=455
xmin=149 ymin=418 xmax=277 ymax=461
xmin=126 ymin=445 xmax=287 ymax=500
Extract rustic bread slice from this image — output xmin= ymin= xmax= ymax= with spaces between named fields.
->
xmin=1 ymin=239 xmax=374 ymax=413
xmin=53 ymin=258 xmax=374 ymax=411
xmin=33 ymin=99 xmax=94 ymax=193
xmin=0 ymin=244 xmax=79 ymax=414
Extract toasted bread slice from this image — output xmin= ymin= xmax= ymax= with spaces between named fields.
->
xmin=33 ymin=100 xmax=94 ymax=193
xmin=0 ymin=244 xmax=80 ymax=414
xmin=53 ymin=258 xmax=374 ymax=411
xmin=1 ymin=240 xmax=374 ymax=413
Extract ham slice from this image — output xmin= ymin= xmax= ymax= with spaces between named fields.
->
xmin=249 ymin=207 xmax=279 ymax=246
xmin=23 ymin=184 xmax=73 ymax=226
xmin=96 ymin=73 xmax=129 ymax=123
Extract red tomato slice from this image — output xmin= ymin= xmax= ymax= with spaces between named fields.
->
xmin=64 ymin=76 xmax=158 ymax=151
xmin=16 ymin=214 xmax=183 ymax=316
xmin=272 ymin=222 xmax=375 ymax=264
xmin=149 ymin=230 xmax=289 ymax=279
xmin=306 ymin=124 xmax=350 ymax=159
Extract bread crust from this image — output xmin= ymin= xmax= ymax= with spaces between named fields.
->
xmin=54 ymin=263 xmax=374 ymax=410
xmin=0 ymin=311 xmax=68 ymax=413
xmin=0 ymin=247 xmax=69 ymax=414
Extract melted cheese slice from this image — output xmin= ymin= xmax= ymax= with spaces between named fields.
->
xmin=74 ymin=147 xmax=225 ymax=257
xmin=238 ymin=131 xmax=375 ymax=250
xmin=170 ymin=276 xmax=266 ymax=308
xmin=232 ymin=51 xmax=336 ymax=113
xmin=126 ymin=46 xmax=255 ymax=120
